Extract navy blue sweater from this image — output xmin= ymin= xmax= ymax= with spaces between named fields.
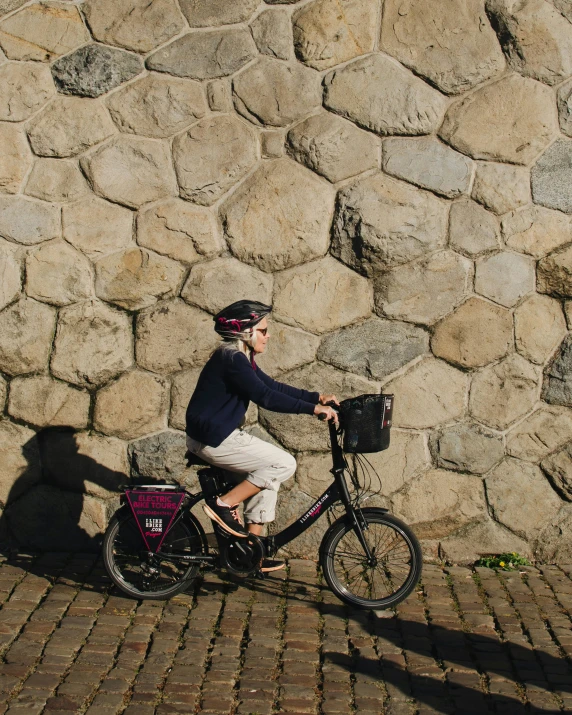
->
xmin=185 ymin=348 xmax=320 ymax=447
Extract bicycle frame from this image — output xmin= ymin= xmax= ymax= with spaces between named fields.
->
xmin=134 ymin=419 xmax=379 ymax=566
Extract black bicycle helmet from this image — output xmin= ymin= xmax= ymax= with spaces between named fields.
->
xmin=214 ymin=300 xmax=271 ymax=339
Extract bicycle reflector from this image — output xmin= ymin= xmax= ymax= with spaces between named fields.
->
xmin=339 ymin=394 xmax=394 ymax=453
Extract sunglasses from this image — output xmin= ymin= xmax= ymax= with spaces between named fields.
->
xmin=256 ymin=327 xmax=268 ymax=336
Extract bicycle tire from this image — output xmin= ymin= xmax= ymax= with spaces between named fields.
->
xmin=320 ymin=508 xmax=422 ymax=610
xmin=103 ymin=507 xmax=207 ymax=600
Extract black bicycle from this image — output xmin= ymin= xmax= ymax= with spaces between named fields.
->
xmin=102 ymin=395 xmax=422 ymax=610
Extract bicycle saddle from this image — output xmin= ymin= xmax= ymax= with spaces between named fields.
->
xmin=185 ymin=450 xmax=210 ymax=467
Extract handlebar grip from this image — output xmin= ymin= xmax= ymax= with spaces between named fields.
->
xmin=318 ymin=413 xmax=328 ymax=421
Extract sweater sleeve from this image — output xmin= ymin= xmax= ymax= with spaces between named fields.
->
xmin=254 ymin=364 xmax=320 ymax=404
xmin=225 ymin=352 xmax=317 ymax=415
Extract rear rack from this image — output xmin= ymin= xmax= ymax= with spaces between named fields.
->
xmin=125 ymin=484 xmax=181 ymax=490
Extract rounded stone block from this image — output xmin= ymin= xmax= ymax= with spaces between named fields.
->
xmin=317 ymin=318 xmax=429 ymax=381
xmin=179 ymin=0 xmax=259 ymax=26
xmin=0 ymin=298 xmax=56 ymax=376
xmin=486 ymin=457 xmax=561 ymax=539
xmin=274 ymin=256 xmax=372 ymax=335
xmin=83 ymin=0 xmax=185 ymax=53
xmin=129 ymin=430 xmax=192 ymax=485
xmin=324 ymin=53 xmax=448 ymax=136
xmin=432 ymin=422 xmax=504 ymax=475
xmin=250 ymin=8 xmax=292 ymax=61
xmin=27 ymin=97 xmax=116 ymax=158
xmin=486 ymin=0 xmax=572 ymax=86
xmin=345 ymin=430 xmax=430 ymax=497
xmin=222 ymin=159 xmax=335 ymax=273
xmin=5 ymin=485 xmax=110 ymax=551
xmin=535 ymin=505 xmax=572 ymax=563
xmin=0 ymin=241 xmax=20 ymax=311
xmin=333 ymin=173 xmax=448 ymax=277
xmin=506 ymin=405 xmax=572 ymax=462
xmin=381 ymin=0 xmax=505 ymax=95
xmin=233 ymin=57 xmax=323 ymax=128
xmin=51 ymin=300 xmax=134 ymax=388
xmin=514 ymin=294 xmax=567 ymax=365
xmin=181 ymin=256 xmax=273 ymax=315
xmin=259 ymin=362 xmax=378 ymax=452
xmin=471 ymin=161 xmax=530 ymax=215
xmin=439 ymin=519 xmax=532 ymax=564
xmin=25 ymin=159 xmax=88 ymax=203
xmin=0 ymin=62 xmax=55 ymax=121
xmin=501 ymin=205 xmax=571 ymax=258
xmin=63 ymin=196 xmax=134 ymax=259
xmin=136 ymin=299 xmax=219 ymax=374
xmin=392 ymin=469 xmax=487 ymax=540
xmin=137 ymin=200 xmax=223 ymax=266
xmin=0 ymin=123 xmax=32 ymax=194
xmin=440 ymin=74 xmax=558 ymax=165
xmin=8 ymin=376 xmax=90 ymax=429
xmin=531 ymin=138 xmax=572 ymax=214
xmin=0 ymin=2 xmax=90 ymax=62
xmin=382 ymin=137 xmax=473 ymax=199
xmin=383 ymin=358 xmax=469 ymax=429
xmin=39 ymin=430 xmax=128 ymax=499
xmin=537 ymin=244 xmax=572 ymax=298
xmin=172 ymin=115 xmax=258 ymax=206
xmin=95 ymin=247 xmax=185 ymax=311
xmin=51 ymin=44 xmax=144 ymax=99
xmin=295 ymin=452 xmax=337 ymax=499
xmin=448 ymin=199 xmax=500 ymax=257
xmin=106 ymin=74 xmax=207 ymax=138
xmin=557 ymin=78 xmax=572 ymax=137
xmin=287 ymin=112 xmax=379 ymax=184
xmin=170 ymin=367 xmax=202 ymax=431
xmin=81 ymin=136 xmax=177 ymax=209
xmin=94 ymin=370 xmax=169 ymax=440
xmin=375 ymin=250 xmax=472 ymax=327
xmin=0 ymin=420 xmax=40 ymax=506
xmin=257 ymin=323 xmax=321 ymax=376
xmin=542 ymin=334 xmax=572 ymax=407
xmin=147 ymin=29 xmax=257 ymax=81
xmin=292 ymin=0 xmax=376 ymax=71
xmin=26 ymin=240 xmax=93 ymax=306
xmin=475 ymin=251 xmax=535 ymax=308
xmin=470 ymin=354 xmax=540 ymax=430
xmin=0 ymin=196 xmax=60 ymax=245
xmin=431 ymin=297 xmax=513 ymax=369
xmin=541 ymin=443 xmax=572 ymax=502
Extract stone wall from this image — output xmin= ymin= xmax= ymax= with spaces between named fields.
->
xmin=1 ymin=0 xmax=572 ymax=562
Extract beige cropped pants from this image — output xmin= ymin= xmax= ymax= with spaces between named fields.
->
xmin=186 ymin=429 xmax=296 ymax=524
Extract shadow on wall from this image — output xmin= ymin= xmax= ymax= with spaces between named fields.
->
xmin=0 ymin=427 xmax=126 ymax=554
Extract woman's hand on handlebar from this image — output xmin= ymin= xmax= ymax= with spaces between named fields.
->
xmin=319 ymin=393 xmax=340 ymax=406
xmin=314 ymin=403 xmax=339 ymax=425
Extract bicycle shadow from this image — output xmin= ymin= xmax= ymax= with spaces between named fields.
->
xmin=0 ymin=426 xmax=126 ymax=556
xmin=205 ymin=574 xmax=569 ymax=713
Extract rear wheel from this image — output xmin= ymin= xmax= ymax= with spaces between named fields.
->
xmin=320 ymin=508 xmax=422 ymax=610
xmin=103 ymin=508 xmax=207 ymax=600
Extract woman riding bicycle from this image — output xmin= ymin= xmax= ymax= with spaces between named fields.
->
xmin=185 ymin=300 xmax=339 ymax=571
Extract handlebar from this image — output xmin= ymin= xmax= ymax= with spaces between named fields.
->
xmin=318 ymin=400 xmax=340 ymax=422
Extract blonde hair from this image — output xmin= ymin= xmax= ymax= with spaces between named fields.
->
xmin=213 ymin=328 xmax=257 ymax=359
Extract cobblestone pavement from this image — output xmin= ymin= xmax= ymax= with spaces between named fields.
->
xmin=0 ymin=556 xmax=570 ymax=714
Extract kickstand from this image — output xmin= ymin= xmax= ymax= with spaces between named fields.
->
xmin=254 ymin=569 xmax=266 ymax=580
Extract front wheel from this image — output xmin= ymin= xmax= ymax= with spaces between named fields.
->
xmin=320 ymin=508 xmax=422 ymax=610
xmin=103 ymin=507 xmax=208 ymax=600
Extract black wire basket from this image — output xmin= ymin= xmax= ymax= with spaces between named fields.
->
xmin=339 ymin=394 xmax=394 ymax=453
